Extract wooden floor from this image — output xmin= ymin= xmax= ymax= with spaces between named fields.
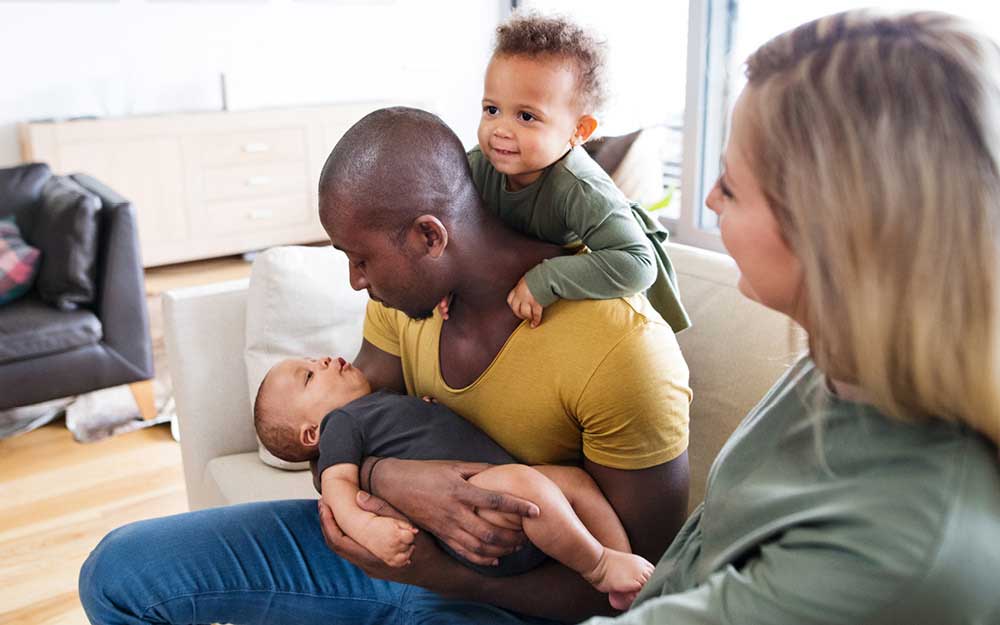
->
xmin=0 ymin=255 xmax=252 ymax=625
xmin=0 ymin=424 xmax=186 ymax=625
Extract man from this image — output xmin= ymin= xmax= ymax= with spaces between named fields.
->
xmin=79 ymin=108 xmax=690 ymax=625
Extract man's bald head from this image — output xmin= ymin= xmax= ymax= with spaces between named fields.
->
xmin=318 ymin=107 xmax=482 ymax=238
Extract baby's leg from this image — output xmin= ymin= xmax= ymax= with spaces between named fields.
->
xmin=531 ymin=465 xmax=652 ymax=610
xmin=469 ymin=465 xmax=653 ymax=605
xmin=531 ymin=465 xmax=630 ymax=552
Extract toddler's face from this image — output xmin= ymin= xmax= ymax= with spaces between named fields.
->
xmin=266 ymin=356 xmax=371 ymax=424
xmin=478 ymin=54 xmax=586 ymax=190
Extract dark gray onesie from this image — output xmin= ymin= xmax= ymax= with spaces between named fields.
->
xmin=316 ymin=389 xmax=548 ymax=576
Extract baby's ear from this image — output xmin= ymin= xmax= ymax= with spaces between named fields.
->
xmin=573 ymin=115 xmax=599 ymax=146
xmin=300 ymin=423 xmax=321 ymax=448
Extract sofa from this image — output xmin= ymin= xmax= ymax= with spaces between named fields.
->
xmin=165 ymin=242 xmax=801 ymax=514
xmin=0 ymin=163 xmax=154 ymax=414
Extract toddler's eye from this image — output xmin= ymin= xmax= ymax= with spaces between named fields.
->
xmin=306 ymin=371 xmax=313 ymax=385
xmin=518 ymin=112 xmax=535 ymax=122
xmin=484 ymin=105 xmax=499 ymax=116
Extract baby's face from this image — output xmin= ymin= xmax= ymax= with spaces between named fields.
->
xmin=478 ymin=53 xmax=585 ymax=190
xmin=266 ymin=356 xmax=371 ymax=424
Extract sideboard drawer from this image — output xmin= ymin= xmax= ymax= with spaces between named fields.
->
xmin=199 ymin=194 xmax=311 ymax=235
xmin=196 ymin=128 xmax=307 ymax=166
xmin=202 ymin=162 xmax=309 ymax=201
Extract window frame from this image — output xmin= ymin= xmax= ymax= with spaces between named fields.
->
xmin=664 ymin=0 xmax=736 ymax=253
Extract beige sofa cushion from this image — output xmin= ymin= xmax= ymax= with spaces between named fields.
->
xmin=669 ymin=244 xmax=803 ymax=509
xmin=207 ymin=452 xmax=318 ymax=505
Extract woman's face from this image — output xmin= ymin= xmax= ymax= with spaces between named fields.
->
xmin=705 ymin=91 xmax=805 ymax=324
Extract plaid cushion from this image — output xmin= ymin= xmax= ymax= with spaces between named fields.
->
xmin=0 ymin=216 xmax=41 ymax=306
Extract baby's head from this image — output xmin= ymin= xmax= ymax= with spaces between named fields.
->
xmin=253 ymin=356 xmax=371 ymax=462
xmin=479 ymin=12 xmax=608 ymax=188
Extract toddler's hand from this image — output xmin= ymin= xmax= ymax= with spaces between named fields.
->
xmin=437 ymin=295 xmax=451 ymax=320
xmin=365 ymin=515 xmax=419 ymax=568
xmin=421 ymin=395 xmax=438 ymax=404
xmin=507 ymin=277 xmax=543 ymax=328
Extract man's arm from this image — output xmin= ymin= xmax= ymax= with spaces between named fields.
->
xmin=430 ymin=456 xmax=689 ymax=620
xmin=322 ymin=489 xmax=617 ymax=622
xmin=584 ymin=453 xmax=689 ymax=563
xmin=353 ymin=455 xmax=689 ymax=621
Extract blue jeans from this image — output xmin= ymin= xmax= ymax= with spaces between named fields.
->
xmin=79 ymin=499 xmax=563 ymax=625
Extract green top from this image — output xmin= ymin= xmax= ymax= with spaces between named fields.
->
xmin=583 ymin=357 xmax=1000 ymax=625
xmin=467 ymin=146 xmax=690 ymax=332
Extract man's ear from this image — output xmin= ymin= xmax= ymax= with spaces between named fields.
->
xmin=572 ymin=115 xmax=599 ymax=146
xmin=300 ymin=423 xmax=320 ymax=448
xmin=411 ymin=215 xmax=449 ymax=260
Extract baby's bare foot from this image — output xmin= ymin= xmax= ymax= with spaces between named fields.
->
xmin=583 ymin=548 xmax=655 ymax=595
xmin=609 ymin=590 xmax=639 ymax=611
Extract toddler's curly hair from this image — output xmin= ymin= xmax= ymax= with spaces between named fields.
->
xmin=494 ymin=11 xmax=609 ymax=113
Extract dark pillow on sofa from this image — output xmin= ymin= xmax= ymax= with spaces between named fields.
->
xmin=0 ymin=217 xmax=41 ymax=306
xmin=0 ymin=163 xmax=52 ymax=235
xmin=30 ymin=175 xmax=101 ymax=310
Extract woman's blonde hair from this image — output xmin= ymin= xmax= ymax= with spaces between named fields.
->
xmin=742 ymin=10 xmax=1000 ymax=445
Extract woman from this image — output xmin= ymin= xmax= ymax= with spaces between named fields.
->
xmin=581 ymin=9 xmax=1000 ymax=624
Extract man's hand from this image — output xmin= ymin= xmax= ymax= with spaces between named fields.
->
xmin=507 ymin=276 xmax=543 ymax=328
xmin=370 ymin=458 xmax=540 ymax=566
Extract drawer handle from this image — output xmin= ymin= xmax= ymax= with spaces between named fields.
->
xmin=246 ymin=176 xmax=272 ymax=187
xmin=243 ymin=142 xmax=270 ymax=153
xmin=248 ymin=208 xmax=275 ymax=221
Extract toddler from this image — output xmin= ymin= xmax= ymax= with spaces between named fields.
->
xmin=444 ymin=11 xmax=689 ymax=332
xmin=253 ymin=355 xmax=654 ymax=609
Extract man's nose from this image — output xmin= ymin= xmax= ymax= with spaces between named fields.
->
xmin=348 ymin=265 xmax=369 ymax=291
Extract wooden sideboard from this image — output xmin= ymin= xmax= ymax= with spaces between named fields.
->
xmin=20 ymin=103 xmax=387 ymax=267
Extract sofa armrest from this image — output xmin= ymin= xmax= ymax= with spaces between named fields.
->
xmin=72 ymin=173 xmax=153 ymax=381
xmin=163 ymin=278 xmax=256 ymax=510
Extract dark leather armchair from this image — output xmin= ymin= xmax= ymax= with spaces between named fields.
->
xmin=0 ymin=163 xmax=154 ymax=413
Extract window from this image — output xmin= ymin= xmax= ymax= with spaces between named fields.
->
xmin=516 ymin=1 xmax=1000 ymax=251
xmin=687 ymin=0 xmax=1000 ymax=251
xmin=516 ymin=0 xmax=689 ymax=221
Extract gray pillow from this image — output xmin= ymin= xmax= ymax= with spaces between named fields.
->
xmin=31 ymin=176 xmax=101 ymax=311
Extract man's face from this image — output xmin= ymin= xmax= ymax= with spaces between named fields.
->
xmin=324 ymin=210 xmax=442 ymax=320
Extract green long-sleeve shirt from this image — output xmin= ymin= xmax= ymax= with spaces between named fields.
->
xmin=582 ymin=357 xmax=1000 ymax=625
xmin=468 ymin=146 xmax=690 ymax=332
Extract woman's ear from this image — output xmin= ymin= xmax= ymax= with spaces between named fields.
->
xmin=572 ymin=115 xmax=599 ymax=146
xmin=300 ymin=423 xmax=320 ymax=448
xmin=411 ymin=215 xmax=449 ymax=259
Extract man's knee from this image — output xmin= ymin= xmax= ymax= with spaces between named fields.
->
xmin=79 ymin=523 xmax=149 ymax=622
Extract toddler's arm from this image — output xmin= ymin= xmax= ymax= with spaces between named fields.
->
xmin=524 ymin=186 xmax=657 ymax=309
xmin=321 ymin=463 xmax=419 ymax=567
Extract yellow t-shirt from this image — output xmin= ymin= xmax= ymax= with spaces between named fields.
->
xmin=363 ymin=294 xmax=690 ymax=469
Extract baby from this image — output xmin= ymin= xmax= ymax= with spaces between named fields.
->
xmin=253 ymin=355 xmax=654 ymax=609
xmin=441 ymin=11 xmax=690 ymax=333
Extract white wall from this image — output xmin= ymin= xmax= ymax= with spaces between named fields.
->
xmin=0 ymin=0 xmax=507 ymax=168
